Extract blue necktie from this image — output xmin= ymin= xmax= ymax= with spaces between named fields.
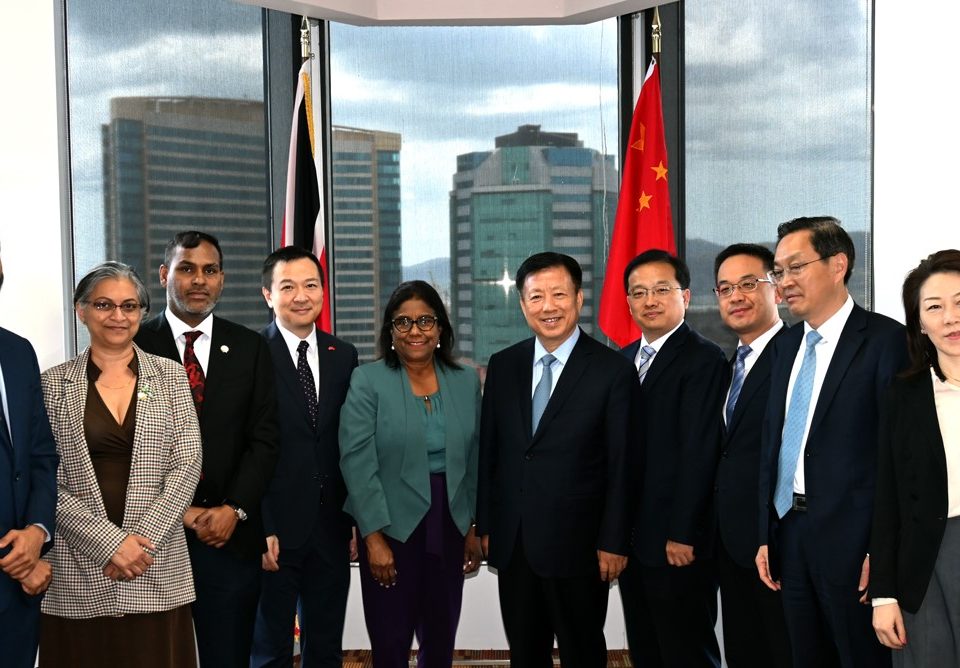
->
xmin=637 ymin=345 xmax=656 ymax=384
xmin=725 ymin=345 xmax=752 ymax=425
xmin=774 ymin=330 xmax=823 ymax=518
xmin=532 ymin=354 xmax=556 ymax=435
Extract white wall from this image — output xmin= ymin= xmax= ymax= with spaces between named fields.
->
xmin=4 ymin=0 xmax=958 ymax=653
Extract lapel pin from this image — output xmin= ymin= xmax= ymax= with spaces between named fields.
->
xmin=327 ymin=345 xmax=336 ymax=351
xmin=220 ymin=345 xmax=230 ymax=353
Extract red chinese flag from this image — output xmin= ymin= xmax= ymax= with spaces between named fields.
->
xmin=282 ymin=59 xmax=331 ymax=333
xmin=599 ymin=58 xmax=675 ymax=347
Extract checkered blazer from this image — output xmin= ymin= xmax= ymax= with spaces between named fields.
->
xmin=39 ymin=345 xmax=202 ymax=618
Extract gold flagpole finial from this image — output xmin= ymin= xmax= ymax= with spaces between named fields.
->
xmin=651 ymin=6 xmax=662 ymax=56
xmin=300 ymin=16 xmax=311 ymax=60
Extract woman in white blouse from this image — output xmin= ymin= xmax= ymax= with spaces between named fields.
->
xmin=871 ymin=249 xmax=960 ymax=666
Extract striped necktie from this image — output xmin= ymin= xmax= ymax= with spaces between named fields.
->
xmin=725 ymin=345 xmax=752 ymax=425
xmin=637 ymin=345 xmax=656 ymax=384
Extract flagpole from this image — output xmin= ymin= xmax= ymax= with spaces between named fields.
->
xmin=651 ymin=6 xmax=662 ymax=58
xmin=300 ymin=15 xmax=311 ymax=61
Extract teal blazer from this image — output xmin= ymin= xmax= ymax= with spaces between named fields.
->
xmin=339 ymin=359 xmax=480 ymax=542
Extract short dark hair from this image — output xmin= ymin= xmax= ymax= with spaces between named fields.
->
xmin=379 ymin=280 xmax=460 ymax=370
xmin=713 ymin=243 xmax=775 ymax=280
xmin=622 ymin=249 xmax=690 ymax=291
xmin=776 ymin=216 xmax=855 ymax=284
xmin=163 ymin=231 xmax=224 ymax=269
xmin=514 ymin=252 xmax=583 ymax=294
xmin=261 ymin=246 xmax=324 ymax=290
xmin=901 ymin=249 xmax=960 ymax=380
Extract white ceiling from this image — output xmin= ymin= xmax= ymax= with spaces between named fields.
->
xmin=236 ymin=0 xmax=670 ymax=26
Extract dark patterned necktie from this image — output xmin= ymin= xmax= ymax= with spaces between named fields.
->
xmin=297 ymin=340 xmax=318 ymax=430
xmin=183 ymin=330 xmax=206 ymax=415
xmin=0 ymin=404 xmax=12 ymax=452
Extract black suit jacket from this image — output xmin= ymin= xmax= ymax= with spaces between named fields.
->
xmin=714 ymin=324 xmax=788 ymax=568
xmin=261 ymin=322 xmax=357 ymax=550
xmin=870 ymin=370 xmax=951 ymax=613
xmin=758 ymin=303 xmax=907 ymax=582
xmin=623 ymin=322 xmax=728 ymax=567
xmin=134 ymin=314 xmax=279 ymax=558
xmin=476 ymin=330 xmax=637 ymax=578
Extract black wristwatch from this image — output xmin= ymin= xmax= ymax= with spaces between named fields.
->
xmin=225 ymin=501 xmax=248 ymax=522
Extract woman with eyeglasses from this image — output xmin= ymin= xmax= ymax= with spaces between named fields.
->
xmin=339 ymin=280 xmax=482 ymax=667
xmin=37 ymin=262 xmax=201 ymax=667
xmin=870 ymin=249 xmax=960 ymax=666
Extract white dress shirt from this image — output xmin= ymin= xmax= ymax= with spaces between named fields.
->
xmin=784 ymin=295 xmax=855 ymax=494
xmin=277 ymin=322 xmax=320 ymax=400
xmin=531 ymin=327 xmax=580 ymax=397
xmin=164 ymin=309 xmax=214 ymax=374
xmin=723 ymin=320 xmax=784 ymax=425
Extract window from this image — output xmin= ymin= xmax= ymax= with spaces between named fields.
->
xmin=329 ymin=22 xmax=620 ymax=365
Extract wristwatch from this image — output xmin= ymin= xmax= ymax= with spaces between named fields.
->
xmin=225 ymin=502 xmax=248 ymax=522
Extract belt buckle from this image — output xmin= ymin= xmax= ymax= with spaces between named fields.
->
xmin=792 ymin=493 xmax=807 ymax=512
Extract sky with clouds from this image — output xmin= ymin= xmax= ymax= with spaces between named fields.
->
xmin=66 ymin=0 xmax=871 ymax=271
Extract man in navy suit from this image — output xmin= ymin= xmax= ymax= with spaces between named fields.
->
xmin=135 ymin=231 xmax=280 ymax=667
xmin=617 ymin=249 xmax=727 ymax=668
xmin=756 ymin=217 xmax=907 ymax=667
xmin=0 ymin=244 xmax=59 ymax=668
xmin=711 ymin=243 xmax=791 ymax=667
xmin=477 ymin=252 xmax=636 ymax=668
xmin=251 ymin=246 xmax=358 ymax=668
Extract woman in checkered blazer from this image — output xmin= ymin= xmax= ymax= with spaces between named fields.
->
xmin=36 ymin=262 xmax=202 ymax=668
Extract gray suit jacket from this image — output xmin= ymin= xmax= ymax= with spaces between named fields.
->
xmin=39 ymin=346 xmax=202 ymax=618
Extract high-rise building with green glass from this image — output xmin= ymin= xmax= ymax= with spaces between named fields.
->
xmin=449 ymin=125 xmax=619 ymax=367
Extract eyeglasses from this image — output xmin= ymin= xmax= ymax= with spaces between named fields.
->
xmin=391 ymin=315 xmax=438 ymax=333
xmin=628 ymin=285 xmax=683 ymax=300
xmin=86 ymin=300 xmax=143 ymax=315
xmin=768 ymin=253 xmax=835 ymax=284
xmin=713 ymin=277 xmax=773 ymax=298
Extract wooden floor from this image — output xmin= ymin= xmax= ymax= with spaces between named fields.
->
xmin=335 ymin=650 xmax=634 ymax=666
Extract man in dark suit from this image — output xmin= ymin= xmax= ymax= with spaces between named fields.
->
xmin=251 ymin=246 xmax=358 ymax=668
xmin=711 ymin=243 xmax=791 ymax=667
xmin=134 ymin=230 xmax=279 ymax=667
xmin=756 ymin=217 xmax=907 ymax=667
xmin=477 ymin=252 xmax=636 ymax=668
xmin=0 ymin=244 xmax=58 ymax=668
xmin=617 ymin=248 xmax=727 ymax=668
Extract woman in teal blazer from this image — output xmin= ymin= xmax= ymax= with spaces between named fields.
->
xmin=339 ymin=280 xmax=481 ymax=668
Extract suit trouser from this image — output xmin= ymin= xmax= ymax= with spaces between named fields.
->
xmin=497 ymin=535 xmax=609 ymax=668
xmin=618 ymin=557 xmax=720 ymax=668
xmin=187 ymin=535 xmax=262 ymax=668
xmin=716 ymin=535 xmax=792 ymax=668
xmin=777 ymin=510 xmax=890 ymax=668
xmin=0 ymin=584 xmax=41 ymax=668
xmin=250 ymin=508 xmax=350 ymax=668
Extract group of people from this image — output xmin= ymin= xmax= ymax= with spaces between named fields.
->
xmin=0 ymin=217 xmax=956 ymax=668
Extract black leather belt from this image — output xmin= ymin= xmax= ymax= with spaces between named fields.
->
xmin=792 ymin=493 xmax=807 ymax=512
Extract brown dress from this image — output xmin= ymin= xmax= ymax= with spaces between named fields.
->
xmin=39 ymin=358 xmax=196 ymax=668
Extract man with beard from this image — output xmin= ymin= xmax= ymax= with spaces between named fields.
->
xmin=134 ymin=231 xmax=279 ymax=667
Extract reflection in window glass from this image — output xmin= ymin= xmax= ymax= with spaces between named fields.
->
xmin=683 ymin=0 xmax=872 ymax=349
xmin=66 ymin=0 xmax=270 ymax=343
xmin=329 ymin=23 xmax=619 ymax=366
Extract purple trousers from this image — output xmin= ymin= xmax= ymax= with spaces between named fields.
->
xmin=358 ymin=474 xmax=466 ymax=668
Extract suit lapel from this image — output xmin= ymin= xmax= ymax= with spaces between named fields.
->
xmin=313 ymin=330 xmax=335 ymax=428
xmin=643 ymin=322 xmax=689 ymax=389
xmin=532 ymin=331 xmax=590 ymax=443
xmin=909 ymin=373 xmax=949 ymax=492
xmin=144 ymin=315 xmax=181 ymax=361
xmin=61 ymin=349 xmax=110 ymax=517
xmin=809 ymin=306 xmax=866 ymax=435
xmin=727 ymin=327 xmax=784 ymax=434
xmin=204 ymin=317 xmax=227 ymax=405
xmin=516 ymin=339 xmax=535 ymax=441
xmin=769 ymin=325 xmax=803 ymax=434
xmin=265 ymin=322 xmax=312 ymax=429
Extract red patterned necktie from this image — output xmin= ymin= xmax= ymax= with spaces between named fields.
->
xmin=183 ymin=330 xmax=206 ymax=415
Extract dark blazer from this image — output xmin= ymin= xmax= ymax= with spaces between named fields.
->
xmin=870 ymin=370 xmax=951 ymax=613
xmin=0 ymin=327 xmax=58 ymax=603
xmin=714 ymin=324 xmax=788 ymax=568
xmin=261 ymin=322 xmax=358 ymax=550
xmin=135 ymin=314 xmax=280 ymax=558
xmin=476 ymin=329 xmax=637 ymax=579
xmin=623 ymin=321 xmax=728 ymax=566
xmin=758 ymin=303 xmax=907 ymax=582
